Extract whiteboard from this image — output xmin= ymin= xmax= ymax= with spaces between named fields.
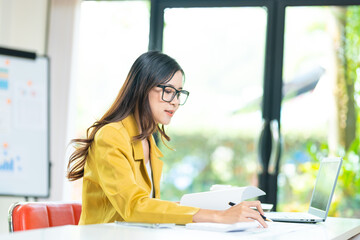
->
xmin=0 ymin=49 xmax=50 ymax=197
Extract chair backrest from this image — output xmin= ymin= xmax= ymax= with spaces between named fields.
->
xmin=8 ymin=202 xmax=82 ymax=232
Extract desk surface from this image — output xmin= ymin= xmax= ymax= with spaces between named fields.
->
xmin=1 ymin=217 xmax=360 ymax=240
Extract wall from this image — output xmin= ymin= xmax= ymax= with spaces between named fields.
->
xmin=46 ymin=0 xmax=81 ymax=202
xmin=0 ymin=0 xmax=48 ymax=54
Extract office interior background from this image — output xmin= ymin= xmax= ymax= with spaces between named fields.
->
xmin=1 ymin=0 xmax=360 ymax=234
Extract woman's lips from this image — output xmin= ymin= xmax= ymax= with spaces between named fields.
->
xmin=165 ymin=110 xmax=174 ymax=117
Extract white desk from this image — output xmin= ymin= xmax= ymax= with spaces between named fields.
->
xmin=1 ymin=217 xmax=360 ymax=240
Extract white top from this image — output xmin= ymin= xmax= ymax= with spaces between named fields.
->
xmin=145 ymin=160 xmax=154 ymax=198
xmin=1 ymin=217 xmax=360 ymax=240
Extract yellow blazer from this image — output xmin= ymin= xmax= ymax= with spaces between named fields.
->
xmin=79 ymin=114 xmax=199 ymax=225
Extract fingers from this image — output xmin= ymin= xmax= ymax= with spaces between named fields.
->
xmin=241 ymin=200 xmax=265 ymax=215
xmin=245 ymin=209 xmax=268 ymax=228
xmin=230 ymin=201 xmax=268 ymax=228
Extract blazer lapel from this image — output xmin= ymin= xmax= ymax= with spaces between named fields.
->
xmin=121 ymin=115 xmax=152 ymax=190
xmin=149 ymin=135 xmax=163 ymax=198
xmin=121 ymin=115 xmax=164 ymax=197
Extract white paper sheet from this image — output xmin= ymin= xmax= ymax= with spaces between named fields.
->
xmin=180 ymin=186 xmax=266 ymax=210
xmin=186 ymin=222 xmax=259 ymax=232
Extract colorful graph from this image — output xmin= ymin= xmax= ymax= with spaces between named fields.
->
xmin=0 ymin=158 xmax=14 ymax=171
xmin=0 ymin=143 xmax=21 ymax=172
xmin=0 ymin=67 xmax=9 ymax=90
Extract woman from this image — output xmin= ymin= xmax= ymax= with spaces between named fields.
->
xmin=67 ymin=51 xmax=267 ymax=227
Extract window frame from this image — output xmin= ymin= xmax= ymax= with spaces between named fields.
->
xmin=148 ymin=0 xmax=360 ymax=209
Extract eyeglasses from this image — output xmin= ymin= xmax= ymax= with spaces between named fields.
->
xmin=157 ymin=85 xmax=190 ymax=105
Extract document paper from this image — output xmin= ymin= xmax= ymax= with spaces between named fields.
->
xmin=180 ymin=186 xmax=265 ymax=210
xmin=186 ymin=222 xmax=259 ymax=232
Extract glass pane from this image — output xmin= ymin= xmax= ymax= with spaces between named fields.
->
xmin=162 ymin=7 xmax=267 ymax=200
xmin=280 ymin=6 xmax=360 ymax=217
xmin=67 ymin=1 xmax=150 ymax=200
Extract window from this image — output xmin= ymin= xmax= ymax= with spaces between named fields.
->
xmin=160 ymin=7 xmax=267 ymax=200
xmin=67 ymin=1 xmax=150 ymax=200
xmin=279 ymin=5 xmax=360 ymax=217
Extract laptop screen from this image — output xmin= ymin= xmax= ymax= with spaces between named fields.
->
xmin=309 ymin=158 xmax=342 ymax=211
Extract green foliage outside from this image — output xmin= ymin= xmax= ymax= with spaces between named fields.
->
xmin=160 ymin=134 xmax=360 ymax=217
xmin=330 ymin=6 xmax=360 ymax=217
xmin=277 ymin=139 xmax=360 ymax=217
xmin=159 ymin=133 xmax=258 ymax=201
xmin=277 ymin=6 xmax=360 ymax=217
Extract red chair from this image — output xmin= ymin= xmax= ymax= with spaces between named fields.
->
xmin=8 ymin=202 xmax=82 ymax=232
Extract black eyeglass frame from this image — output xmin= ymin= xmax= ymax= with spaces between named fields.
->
xmin=157 ymin=84 xmax=190 ymax=105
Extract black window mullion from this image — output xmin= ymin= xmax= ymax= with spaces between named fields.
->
xmin=258 ymin=0 xmax=285 ymax=210
xmin=149 ymin=0 xmax=164 ymax=51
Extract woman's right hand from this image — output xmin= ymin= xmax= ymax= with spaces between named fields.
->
xmin=217 ymin=200 xmax=267 ymax=227
xmin=192 ymin=200 xmax=268 ymax=228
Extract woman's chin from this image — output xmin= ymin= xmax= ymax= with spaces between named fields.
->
xmin=160 ymin=120 xmax=171 ymax=126
xmin=157 ymin=118 xmax=172 ymax=126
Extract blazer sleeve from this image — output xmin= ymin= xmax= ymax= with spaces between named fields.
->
xmin=92 ymin=125 xmax=200 ymax=224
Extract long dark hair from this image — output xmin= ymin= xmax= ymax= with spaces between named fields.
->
xmin=67 ymin=51 xmax=184 ymax=181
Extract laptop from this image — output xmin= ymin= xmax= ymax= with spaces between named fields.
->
xmin=265 ymin=157 xmax=342 ymax=223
